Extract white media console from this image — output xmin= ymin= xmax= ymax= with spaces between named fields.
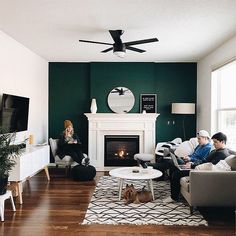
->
xmin=8 ymin=145 xmax=50 ymax=204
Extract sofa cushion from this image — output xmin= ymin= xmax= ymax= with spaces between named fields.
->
xmin=174 ymin=137 xmax=198 ymax=158
xmin=195 ymin=160 xmax=231 ymax=171
xmin=213 ymin=160 xmax=231 ymax=171
xmin=180 ymin=176 xmax=190 ymax=193
xmin=229 ymin=150 xmax=236 ymax=155
xmin=195 ymin=162 xmax=213 ymax=170
xmin=225 ymin=154 xmax=236 ymax=170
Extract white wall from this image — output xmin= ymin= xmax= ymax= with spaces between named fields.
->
xmin=0 ymin=30 xmax=48 ymax=144
xmin=197 ymin=35 xmax=236 ymax=135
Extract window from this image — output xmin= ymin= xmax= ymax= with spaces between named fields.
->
xmin=212 ymin=60 xmax=236 ymax=150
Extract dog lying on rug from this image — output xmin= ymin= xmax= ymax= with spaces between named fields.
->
xmin=123 ymin=184 xmax=152 ymax=204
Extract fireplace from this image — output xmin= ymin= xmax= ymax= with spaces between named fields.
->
xmin=85 ymin=113 xmax=159 ymax=170
xmin=104 ymin=135 xmax=139 ymax=166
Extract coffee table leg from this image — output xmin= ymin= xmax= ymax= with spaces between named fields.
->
xmin=118 ymin=178 xmax=124 ymax=200
xmin=149 ymin=179 xmax=155 ymax=200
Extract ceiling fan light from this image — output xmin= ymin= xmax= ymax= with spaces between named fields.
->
xmin=114 ymin=51 xmax=126 ymax=58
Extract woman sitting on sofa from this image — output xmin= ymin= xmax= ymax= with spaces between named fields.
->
xmin=57 ymin=120 xmax=86 ymax=165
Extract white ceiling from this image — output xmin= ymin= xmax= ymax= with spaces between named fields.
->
xmin=1 ymin=0 xmax=236 ymax=62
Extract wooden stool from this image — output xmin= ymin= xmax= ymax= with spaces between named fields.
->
xmin=0 ymin=190 xmax=16 ymax=221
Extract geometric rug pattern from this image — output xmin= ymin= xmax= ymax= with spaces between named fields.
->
xmin=82 ymin=176 xmax=208 ymax=226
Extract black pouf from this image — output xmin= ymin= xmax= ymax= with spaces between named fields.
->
xmin=71 ymin=165 xmax=96 ymax=181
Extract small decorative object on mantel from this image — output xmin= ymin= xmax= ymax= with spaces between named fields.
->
xmin=140 ymin=94 xmax=157 ymax=113
xmin=90 ymin=98 xmax=97 ymax=114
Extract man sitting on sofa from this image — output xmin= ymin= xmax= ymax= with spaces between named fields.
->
xmin=180 ymin=130 xmax=212 ymax=164
xmin=149 ymin=130 xmax=212 ymax=178
xmin=163 ymin=132 xmax=230 ymax=203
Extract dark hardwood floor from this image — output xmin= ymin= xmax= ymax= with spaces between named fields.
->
xmin=1 ymin=167 xmax=235 ymax=236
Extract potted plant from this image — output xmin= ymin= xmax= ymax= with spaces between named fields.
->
xmin=0 ymin=130 xmax=25 ymax=195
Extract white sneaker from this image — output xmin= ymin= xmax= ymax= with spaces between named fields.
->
xmin=163 ymin=196 xmax=176 ymax=203
xmin=82 ymin=157 xmax=90 ymax=166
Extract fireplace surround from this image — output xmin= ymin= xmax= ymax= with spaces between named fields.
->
xmin=85 ymin=113 xmax=159 ymax=171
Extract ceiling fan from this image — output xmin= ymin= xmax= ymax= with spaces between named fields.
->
xmin=79 ymin=30 xmax=158 ymax=58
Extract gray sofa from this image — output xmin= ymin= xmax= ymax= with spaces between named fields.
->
xmin=180 ymin=155 xmax=236 ymax=213
xmin=180 ymin=170 xmax=236 ymax=213
xmin=180 ymin=153 xmax=236 ymax=213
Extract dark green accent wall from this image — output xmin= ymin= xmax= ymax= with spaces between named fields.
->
xmin=155 ymin=63 xmax=196 ymax=141
xmin=49 ymin=62 xmax=197 ymax=153
xmin=49 ymin=62 xmax=90 ymax=151
xmin=90 ymin=62 xmax=156 ymax=113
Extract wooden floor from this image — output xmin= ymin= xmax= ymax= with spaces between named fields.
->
xmin=1 ymin=167 xmax=235 ymax=236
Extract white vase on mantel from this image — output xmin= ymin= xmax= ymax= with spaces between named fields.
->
xmin=90 ymin=98 xmax=97 ymax=114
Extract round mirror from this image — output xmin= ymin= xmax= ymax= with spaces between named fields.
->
xmin=107 ymin=87 xmax=135 ymax=114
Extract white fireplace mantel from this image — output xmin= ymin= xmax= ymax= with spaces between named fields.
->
xmin=85 ymin=113 xmax=159 ymax=171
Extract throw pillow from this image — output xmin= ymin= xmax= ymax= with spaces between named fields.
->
xmin=224 ymin=155 xmax=236 ymax=170
xmin=174 ymin=137 xmax=198 ymax=158
xmin=213 ymin=160 xmax=231 ymax=171
xmin=195 ymin=162 xmax=213 ymax=170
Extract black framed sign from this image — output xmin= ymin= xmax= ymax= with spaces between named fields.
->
xmin=140 ymin=94 xmax=157 ymax=113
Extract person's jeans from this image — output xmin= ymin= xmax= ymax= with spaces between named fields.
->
xmin=147 ymin=159 xmax=172 ymax=180
xmin=177 ymin=157 xmax=185 ymax=165
xmin=169 ymin=166 xmax=190 ymax=200
xmin=63 ymin=144 xmax=85 ymax=164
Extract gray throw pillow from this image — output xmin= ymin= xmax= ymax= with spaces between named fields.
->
xmin=225 ymin=155 xmax=236 ymax=171
xmin=229 ymin=149 xmax=236 ymax=155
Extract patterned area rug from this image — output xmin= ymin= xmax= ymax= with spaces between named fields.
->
xmin=82 ymin=176 xmax=208 ymax=226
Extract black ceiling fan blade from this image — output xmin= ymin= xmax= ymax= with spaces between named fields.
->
xmin=126 ymin=46 xmax=146 ymax=53
xmin=101 ymin=47 xmax=113 ymax=53
xmin=79 ymin=39 xmax=113 ymax=46
xmin=109 ymin=30 xmax=123 ymax=44
xmin=125 ymin=38 xmax=158 ymax=46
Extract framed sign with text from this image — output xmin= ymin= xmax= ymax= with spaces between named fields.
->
xmin=140 ymin=94 xmax=157 ymax=113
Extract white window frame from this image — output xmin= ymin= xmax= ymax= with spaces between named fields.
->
xmin=211 ymin=60 xmax=236 ymax=150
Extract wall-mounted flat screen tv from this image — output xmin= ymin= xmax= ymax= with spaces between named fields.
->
xmin=0 ymin=93 xmax=30 ymax=133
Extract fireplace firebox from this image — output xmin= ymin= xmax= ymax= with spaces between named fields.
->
xmin=104 ymin=135 xmax=139 ymax=166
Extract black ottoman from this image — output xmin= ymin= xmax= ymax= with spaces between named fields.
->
xmin=71 ymin=165 xmax=96 ymax=181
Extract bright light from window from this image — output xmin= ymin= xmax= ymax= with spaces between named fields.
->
xmin=212 ymin=60 xmax=236 ymax=150
xmin=218 ymin=110 xmax=236 ymax=149
xmin=219 ymin=63 xmax=236 ymax=108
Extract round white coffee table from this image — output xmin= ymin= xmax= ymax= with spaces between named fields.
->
xmin=109 ymin=167 xmax=162 ymax=200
